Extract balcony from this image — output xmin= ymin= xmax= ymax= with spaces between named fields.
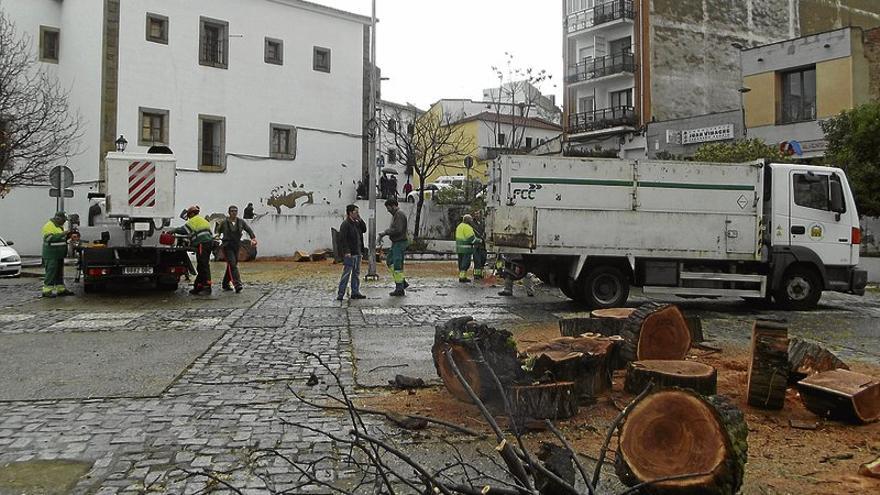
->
xmin=567 ymin=52 xmax=635 ymax=83
xmin=567 ymin=106 xmax=637 ymax=135
xmin=566 ymin=0 xmax=635 ymax=34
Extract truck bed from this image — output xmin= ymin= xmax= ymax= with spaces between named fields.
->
xmin=488 ymin=156 xmax=764 ymax=261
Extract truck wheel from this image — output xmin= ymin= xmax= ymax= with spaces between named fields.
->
xmin=774 ymin=266 xmax=822 ymax=310
xmin=580 ymin=265 xmax=630 ymax=309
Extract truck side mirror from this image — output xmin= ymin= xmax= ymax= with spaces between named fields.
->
xmin=6 ymin=241 xmax=13 ymax=246
xmin=830 ymin=180 xmax=845 ymax=216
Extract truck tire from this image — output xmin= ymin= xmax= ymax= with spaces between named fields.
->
xmin=580 ymin=265 xmax=630 ymax=309
xmin=559 ymin=277 xmax=578 ymax=301
xmin=774 ymin=266 xmax=822 ymax=310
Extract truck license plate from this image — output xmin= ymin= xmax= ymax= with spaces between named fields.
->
xmin=124 ymin=266 xmax=154 ymax=275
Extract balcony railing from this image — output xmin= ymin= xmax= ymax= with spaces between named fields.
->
xmin=567 ymin=52 xmax=635 ymax=83
xmin=566 ymin=0 xmax=635 ymax=34
xmin=567 ymin=106 xmax=637 ymax=134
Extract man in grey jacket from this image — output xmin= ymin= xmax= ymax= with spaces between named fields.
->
xmin=378 ymin=199 xmax=409 ymax=296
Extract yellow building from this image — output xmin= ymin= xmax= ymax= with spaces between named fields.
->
xmin=417 ymin=102 xmax=562 ymax=187
xmin=742 ymin=27 xmax=880 ymax=158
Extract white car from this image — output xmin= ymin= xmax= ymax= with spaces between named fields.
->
xmin=0 ymin=237 xmax=22 ymax=277
xmin=406 ymin=183 xmax=451 ymax=202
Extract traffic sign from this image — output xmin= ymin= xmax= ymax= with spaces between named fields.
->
xmin=49 ymin=165 xmax=74 ymax=189
xmin=464 ymin=156 xmax=474 ymax=169
xmin=49 ymin=188 xmax=74 ymax=198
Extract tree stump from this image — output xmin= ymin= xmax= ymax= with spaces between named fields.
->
xmin=615 ymin=391 xmax=748 ymax=495
xmin=293 ymin=250 xmax=311 ymax=262
xmin=559 ymin=317 xmax=621 ymax=337
xmin=797 ymin=369 xmax=880 ymax=424
xmin=745 ymin=320 xmax=789 ymax=410
xmin=432 ymin=317 xmax=526 ymax=409
xmin=509 ymin=382 xmax=579 ymax=421
xmin=788 ymin=337 xmax=849 ymax=384
xmin=523 ymin=336 xmax=618 ymax=401
xmin=619 ymin=303 xmax=692 ymax=364
xmin=625 ymin=360 xmax=718 ymax=396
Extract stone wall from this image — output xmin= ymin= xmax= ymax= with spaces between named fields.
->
xmin=865 ymin=27 xmax=880 ymax=99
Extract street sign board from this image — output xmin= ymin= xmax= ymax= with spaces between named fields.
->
xmin=49 ymin=165 xmax=74 ymax=189
xmin=49 ymin=188 xmax=74 ymax=198
xmin=464 ymin=156 xmax=474 ymax=169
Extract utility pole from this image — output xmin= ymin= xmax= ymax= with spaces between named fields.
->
xmin=366 ymin=0 xmax=379 ymax=280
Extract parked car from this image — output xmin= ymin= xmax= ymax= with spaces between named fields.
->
xmin=406 ymin=183 xmax=450 ymax=202
xmin=0 ymin=237 xmax=22 ymax=277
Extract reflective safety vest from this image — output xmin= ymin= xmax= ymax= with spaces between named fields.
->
xmin=455 ymin=222 xmax=477 ymax=255
xmin=41 ymin=220 xmax=67 ymax=259
xmin=175 ymin=215 xmax=214 ymax=246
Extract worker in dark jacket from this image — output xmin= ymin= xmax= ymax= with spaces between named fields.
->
xmin=215 ymin=205 xmax=257 ymax=293
xmin=472 ymin=210 xmax=487 ymax=280
xmin=40 ymin=212 xmax=72 ymax=298
xmin=336 ymin=204 xmax=367 ymax=301
xmin=172 ymin=205 xmax=214 ymax=295
xmin=378 ymin=198 xmax=409 ymax=296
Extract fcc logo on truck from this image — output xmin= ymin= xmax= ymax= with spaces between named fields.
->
xmin=512 ymin=183 xmax=543 ymax=200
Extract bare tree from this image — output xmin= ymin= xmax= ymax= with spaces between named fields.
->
xmin=383 ymin=109 xmax=474 ymax=239
xmin=0 ymin=9 xmax=82 ymax=197
xmin=485 ymin=53 xmax=557 ymax=154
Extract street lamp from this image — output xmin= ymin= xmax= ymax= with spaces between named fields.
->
xmin=115 ymin=135 xmax=128 ymax=152
xmin=738 ymin=87 xmax=751 ymax=138
xmin=366 ymin=0 xmax=379 ymax=280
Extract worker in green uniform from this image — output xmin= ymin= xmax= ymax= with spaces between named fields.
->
xmin=40 ymin=212 xmax=72 ymax=298
xmin=378 ymin=198 xmax=409 ymax=297
xmin=455 ymin=214 xmax=482 ymax=283
xmin=172 ymin=205 xmax=215 ymax=295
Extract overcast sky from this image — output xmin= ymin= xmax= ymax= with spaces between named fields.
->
xmin=317 ymin=0 xmax=565 ymax=110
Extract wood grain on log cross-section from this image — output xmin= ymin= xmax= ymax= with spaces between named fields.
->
xmin=625 ymin=360 xmax=718 ymax=396
xmin=619 ymin=303 xmax=692 ymax=364
xmin=615 ymin=391 xmax=748 ymax=494
xmin=746 ymin=320 xmax=789 ymax=410
xmin=797 ymin=369 xmax=880 ymax=424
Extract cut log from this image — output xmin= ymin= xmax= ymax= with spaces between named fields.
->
xmin=615 ymin=391 xmax=748 ymax=495
xmin=797 ymin=369 xmax=880 ymax=424
xmin=624 ymin=360 xmax=718 ymax=396
xmin=309 ymin=250 xmax=328 ymax=262
xmin=745 ymin=320 xmax=789 ymax=410
xmin=619 ymin=303 xmax=692 ymax=364
xmin=860 ymin=456 xmax=880 ymax=480
xmin=686 ymin=316 xmax=704 ymax=343
xmin=432 ymin=317 xmax=527 ymax=409
xmin=535 ymin=442 xmax=576 ymax=495
xmin=788 ymin=337 xmax=849 ymax=384
xmin=509 ymin=382 xmax=578 ymax=421
xmin=559 ymin=317 xmax=624 ymax=337
xmin=293 ymin=250 xmax=311 ymax=262
xmin=591 ymin=308 xmax=635 ymax=320
xmin=524 ymin=336 xmax=618 ymax=401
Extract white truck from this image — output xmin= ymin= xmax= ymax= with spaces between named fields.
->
xmin=487 ymin=155 xmax=867 ymax=310
xmin=73 ymin=151 xmax=191 ymax=292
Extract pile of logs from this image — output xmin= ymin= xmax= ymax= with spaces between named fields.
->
xmin=292 ymin=249 xmax=333 ymax=262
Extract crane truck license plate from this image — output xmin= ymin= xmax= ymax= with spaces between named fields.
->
xmin=124 ymin=266 xmax=154 ymax=275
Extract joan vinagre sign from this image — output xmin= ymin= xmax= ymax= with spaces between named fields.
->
xmin=681 ymin=124 xmax=734 ymax=145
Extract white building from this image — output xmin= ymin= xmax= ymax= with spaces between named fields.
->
xmin=0 ymin=0 xmax=371 ymax=256
xmin=482 ymin=81 xmax=562 ymax=124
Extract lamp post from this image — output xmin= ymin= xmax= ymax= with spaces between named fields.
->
xmin=366 ymin=0 xmax=379 ymax=280
xmin=115 ymin=135 xmax=128 ymax=152
xmin=738 ymin=87 xmax=751 ymax=138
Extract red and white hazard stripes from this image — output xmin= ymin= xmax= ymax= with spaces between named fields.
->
xmin=128 ymin=161 xmax=156 ymax=207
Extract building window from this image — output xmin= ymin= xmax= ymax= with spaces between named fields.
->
xmin=780 ymin=67 xmax=816 ymax=124
xmin=610 ymin=88 xmax=633 ymax=108
xmin=269 ymin=124 xmax=296 ymax=159
xmin=388 ymin=149 xmax=397 ymax=164
xmin=199 ymin=18 xmax=229 ymax=69
xmin=146 ymin=13 xmax=169 ymax=44
xmin=793 ymin=173 xmax=829 ymax=211
xmin=199 ymin=115 xmax=226 ymax=171
xmin=138 ymin=108 xmax=169 ymax=146
xmin=525 ymin=137 xmax=533 ymax=149
xmin=265 ymin=38 xmax=283 ymax=65
xmin=579 ymin=96 xmax=595 ymax=113
xmin=39 ymin=26 xmax=60 ymax=63
xmin=313 ymin=46 xmax=331 ymax=73
xmin=388 ymin=119 xmax=397 ymax=133
xmin=497 ymin=133 xmax=506 ymax=146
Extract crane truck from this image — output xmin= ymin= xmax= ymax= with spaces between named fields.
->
xmin=487 ymin=155 xmax=867 ymax=310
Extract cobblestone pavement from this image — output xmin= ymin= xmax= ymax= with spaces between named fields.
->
xmin=0 ymin=275 xmax=878 ymax=494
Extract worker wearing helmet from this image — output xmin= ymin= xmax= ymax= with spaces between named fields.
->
xmin=171 ymin=205 xmax=214 ymax=295
xmin=40 ymin=212 xmax=73 ymax=298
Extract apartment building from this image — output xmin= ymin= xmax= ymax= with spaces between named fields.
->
xmin=561 ymin=0 xmax=880 ymax=158
xmin=0 ymin=0 xmax=371 ymax=254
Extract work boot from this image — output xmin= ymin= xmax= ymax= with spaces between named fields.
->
xmin=459 ymin=277 xmax=471 ymax=283
xmin=351 ymin=293 xmax=367 ymax=299
xmin=222 ymin=285 xmax=233 ymax=292
xmin=403 ymin=280 xmax=409 ymax=289
xmin=42 ymin=291 xmax=57 ymax=299
xmin=57 ymin=289 xmax=74 ymax=297
xmin=498 ymin=290 xmax=513 ymax=296
xmin=389 ymin=283 xmax=405 ymax=297
xmin=234 ymin=286 xmax=243 ymax=294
